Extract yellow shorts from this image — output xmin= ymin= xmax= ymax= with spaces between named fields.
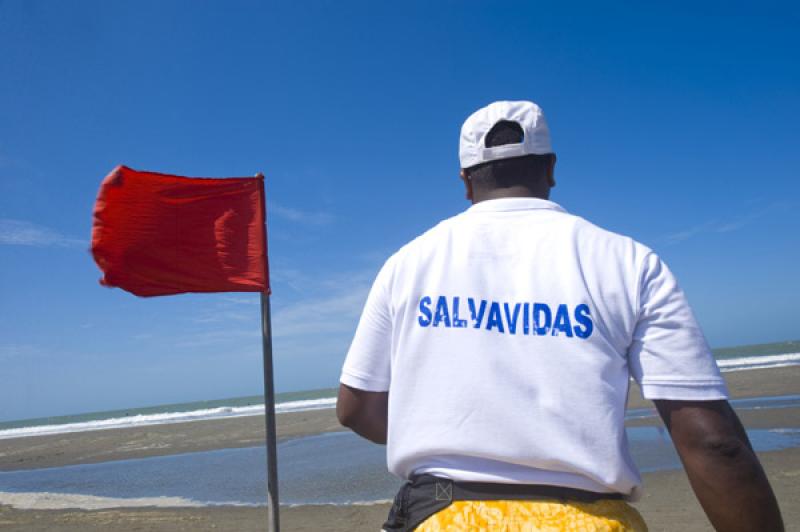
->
xmin=415 ymin=499 xmax=647 ymax=531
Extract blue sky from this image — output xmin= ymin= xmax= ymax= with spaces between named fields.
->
xmin=1 ymin=1 xmax=798 ymax=421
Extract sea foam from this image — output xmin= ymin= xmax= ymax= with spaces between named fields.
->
xmin=0 ymin=491 xmax=206 ymax=510
xmin=717 ymin=352 xmax=800 ymax=372
xmin=0 ymin=398 xmax=336 ymax=440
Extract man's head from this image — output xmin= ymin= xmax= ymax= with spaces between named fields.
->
xmin=459 ymin=101 xmax=556 ymax=203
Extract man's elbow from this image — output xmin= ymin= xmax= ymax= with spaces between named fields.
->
xmin=336 ymin=383 xmax=365 ymax=429
xmin=658 ymin=400 xmax=756 ymax=466
xmin=336 ymin=384 xmax=389 ymax=444
xmin=687 ymin=433 xmax=762 ymax=479
xmin=698 ymin=434 xmax=749 ymax=460
xmin=336 ymin=401 xmax=357 ymax=429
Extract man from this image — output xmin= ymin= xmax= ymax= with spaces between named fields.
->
xmin=337 ymin=101 xmax=783 ymax=531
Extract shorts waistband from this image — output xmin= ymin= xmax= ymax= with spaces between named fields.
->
xmin=420 ymin=474 xmax=624 ymax=503
xmin=382 ymin=474 xmax=624 ymax=532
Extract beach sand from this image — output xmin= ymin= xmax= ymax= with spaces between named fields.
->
xmin=0 ymin=407 xmax=342 ymax=472
xmin=0 ymin=365 xmax=797 ymax=530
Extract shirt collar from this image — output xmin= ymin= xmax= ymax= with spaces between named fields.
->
xmin=466 ymin=197 xmax=566 ymax=214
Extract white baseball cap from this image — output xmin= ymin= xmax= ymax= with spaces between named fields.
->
xmin=459 ymin=100 xmax=553 ymax=169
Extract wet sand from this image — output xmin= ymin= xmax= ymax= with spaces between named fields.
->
xmin=0 ymin=365 xmax=798 ymax=530
xmin=0 ymin=446 xmax=797 ymax=531
xmin=0 ymin=408 xmax=341 ymax=472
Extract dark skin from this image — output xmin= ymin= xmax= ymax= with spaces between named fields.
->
xmin=337 ymin=158 xmax=784 ymax=531
xmin=655 ymin=400 xmax=783 ymax=531
xmin=337 ymin=384 xmax=388 ymax=444
xmin=458 ymin=155 xmax=557 ymax=202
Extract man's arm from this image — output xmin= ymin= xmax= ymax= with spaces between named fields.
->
xmin=336 ymin=383 xmax=388 ymax=444
xmin=655 ymin=399 xmax=783 ymax=531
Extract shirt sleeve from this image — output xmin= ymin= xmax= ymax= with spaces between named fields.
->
xmin=627 ymin=252 xmax=729 ymax=401
xmin=339 ymin=257 xmax=394 ymax=392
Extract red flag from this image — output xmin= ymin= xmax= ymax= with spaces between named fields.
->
xmin=91 ymin=165 xmax=269 ymax=297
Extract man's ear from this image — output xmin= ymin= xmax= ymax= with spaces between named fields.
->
xmin=547 ymin=154 xmax=557 ymax=188
xmin=460 ymin=168 xmax=473 ymax=202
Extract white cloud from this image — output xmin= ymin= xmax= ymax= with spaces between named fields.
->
xmin=0 ymin=219 xmax=87 ymax=248
xmin=268 ymin=261 xmax=378 ymax=296
xmin=169 ymin=264 xmax=376 ymax=368
xmin=184 ymin=267 xmax=374 ymax=341
xmin=663 ymin=220 xmax=718 ymax=244
xmin=0 ymin=344 xmax=46 ymax=360
xmin=268 ymin=202 xmax=335 ymax=226
xmin=220 ymin=295 xmax=261 ymax=306
xmin=160 ymin=253 xmax=382 ymax=375
xmin=662 ymin=202 xmax=790 ymax=245
xmin=188 ymin=310 xmax=254 ymax=324
xmin=271 ymin=286 xmax=370 ymax=339
xmin=173 ymin=328 xmax=261 ymax=348
xmin=262 ymin=266 xmax=312 ymax=293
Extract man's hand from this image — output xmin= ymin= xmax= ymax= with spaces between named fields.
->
xmin=336 ymin=383 xmax=388 ymax=444
xmin=655 ymin=399 xmax=784 ymax=531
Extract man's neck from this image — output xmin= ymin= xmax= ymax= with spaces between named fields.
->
xmin=472 ymin=186 xmax=550 ymax=204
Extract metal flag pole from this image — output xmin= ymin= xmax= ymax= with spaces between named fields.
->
xmin=257 ymin=172 xmax=280 ymax=532
xmin=261 ymin=291 xmax=280 ymax=532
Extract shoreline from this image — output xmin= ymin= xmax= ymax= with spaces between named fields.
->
xmin=0 ymin=408 xmax=341 ymax=472
xmin=0 ymin=445 xmax=797 ymax=531
xmin=1 ymin=365 xmax=798 ymax=473
xmin=0 ymin=365 xmax=797 ymax=530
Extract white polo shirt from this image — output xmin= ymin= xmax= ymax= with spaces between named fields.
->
xmin=340 ymin=197 xmax=728 ymax=500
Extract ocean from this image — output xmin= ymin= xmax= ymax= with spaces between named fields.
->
xmin=1 ymin=340 xmax=798 ymax=440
